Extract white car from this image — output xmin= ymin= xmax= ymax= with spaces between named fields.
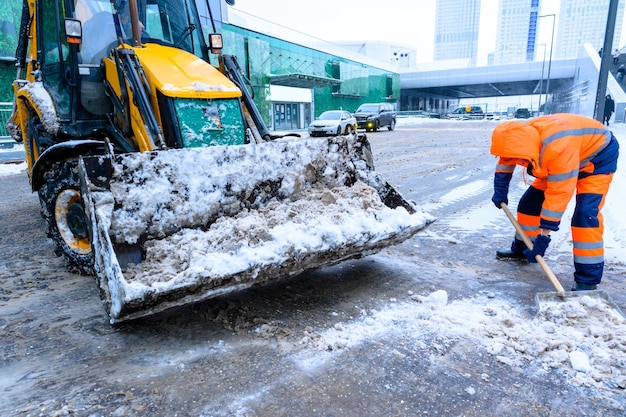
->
xmin=308 ymin=110 xmax=357 ymax=137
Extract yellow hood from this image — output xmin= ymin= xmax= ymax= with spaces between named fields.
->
xmin=132 ymin=44 xmax=242 ymax=99
xmin=490 ymin=121 xmax=541 ymax=168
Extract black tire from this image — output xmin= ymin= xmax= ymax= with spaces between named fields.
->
xmin=344 ymin=124 xmax=353 ymax=135
xmin=373 ymin=120 xmax=380 ymax=132
xmin=336 ymin=126 xmax=342 ymax=136
xmin=38 ymin=160 xmax=94 ymax=274
xmin=388 ymin=119 xmax=396 ymax=131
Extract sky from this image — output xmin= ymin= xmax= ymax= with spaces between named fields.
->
xmin=230 ymin=0 xmax=621 ymax=66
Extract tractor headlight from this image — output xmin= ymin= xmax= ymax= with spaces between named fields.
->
xmin=208 ymin=33 xmax=223 ymax=54
xmin=64 ymin=19 xmax=82 ymax=44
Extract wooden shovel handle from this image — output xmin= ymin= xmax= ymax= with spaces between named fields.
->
xmin=501 ymin=203 xmax=565 ymax=293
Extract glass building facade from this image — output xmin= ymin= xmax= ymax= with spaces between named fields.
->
xmin=216 ymin=8 xmax=400 ymax=131
xmin=0 ymin=0 xmax=21 ymax=103
xmin=434 ymin=0 xmax=481 ymax=66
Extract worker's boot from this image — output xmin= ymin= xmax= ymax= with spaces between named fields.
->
xmin=496 ymin=238 xmax=527 ymax=261
xmin=496 ymin=249 xmax=526 ymax=261
xmin=571 ymin=282 xmax=598 ymax=291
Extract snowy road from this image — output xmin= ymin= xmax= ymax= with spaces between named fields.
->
xmin=1 ymin=119 xmax=625 ymax=416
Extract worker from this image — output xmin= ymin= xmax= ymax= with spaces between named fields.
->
xmin=490 ymin=114 xmax=619 ymax=291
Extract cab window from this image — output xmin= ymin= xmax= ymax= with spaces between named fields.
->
xmin=41 ymin=0 xmax=70 ymax=116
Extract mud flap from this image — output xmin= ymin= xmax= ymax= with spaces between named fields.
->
xmin=80 ymin=134 xmax=434 ymax=323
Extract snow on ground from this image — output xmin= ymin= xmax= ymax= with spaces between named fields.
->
xmin=0 ymin=160 xmax=26 ymax=176
xmin=0 ymin=138 xmax=26 ymax=175
xmin=294 ymin=119 xmax=626 ymax=404
xmin=295 ymin=289 xmax=626 ymax=398
xmin=2 ymin=118 xmax=626 ymax=403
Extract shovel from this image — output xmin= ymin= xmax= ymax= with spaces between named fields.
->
xmin=500 ymin=203 xmax=625 ymax=319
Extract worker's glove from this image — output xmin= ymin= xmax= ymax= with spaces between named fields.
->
xmin=523 ymin=234 xmax=550 ymax=263
xmin=491 ymin=172 xmax=512 ymax=209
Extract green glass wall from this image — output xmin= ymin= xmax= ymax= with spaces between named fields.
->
xmin=217 ymin=30 xmax=272 ymax=126
xmin=0 ymin=0 xmax=21 ymax=103
xmin=220 ymin=23 xmax=400 ymax=123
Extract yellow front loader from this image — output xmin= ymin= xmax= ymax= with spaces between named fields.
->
xmin=8 ymin=0 xmax=432 ymax=323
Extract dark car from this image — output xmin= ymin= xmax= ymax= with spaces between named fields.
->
xmin=515 ymin=108 xmax=531 ymax=119
xmin=353 ymin=103 xmax=397 ymax=132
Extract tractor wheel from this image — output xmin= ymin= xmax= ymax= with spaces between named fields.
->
xmin=38 ymin=160 xmax=94 ymax=274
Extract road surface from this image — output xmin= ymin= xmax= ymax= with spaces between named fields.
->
xmin=1 ymin=120 xmax=625 ymax=416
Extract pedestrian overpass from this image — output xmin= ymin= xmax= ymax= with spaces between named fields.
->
xmin=399 ymin=43 xmax=626 ymax=122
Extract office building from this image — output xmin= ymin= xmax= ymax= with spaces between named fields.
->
xmin=493 ymin=0 xmax=540 ymax=64
xmin=434 ymin=0 xmax=481 ymax=66
xmin=456 ymin=0 xmax=624 ymax=65
xmin=555 ymin=0 xmax=625 ymax=59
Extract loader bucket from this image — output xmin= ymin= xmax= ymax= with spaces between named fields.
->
xmin=79 ymin=134 xmax=434 ymax=323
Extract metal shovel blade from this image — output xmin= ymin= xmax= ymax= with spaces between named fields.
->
xmin=79 ymin=135 xmax=433 ymax=323
xmin=535 ymin=290 xmax=626 ymax=320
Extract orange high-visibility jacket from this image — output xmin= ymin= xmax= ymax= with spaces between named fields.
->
xmin=491 ymin=113 xmax=612 ymax=230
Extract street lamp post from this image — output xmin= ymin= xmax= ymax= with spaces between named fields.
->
xmin=594 ymin=0 xmax=620 ymax=122
xmin=539 ymin=14 xmax=556 ymax=114
xmin=536 ymin=43 xmax=547 ymax=114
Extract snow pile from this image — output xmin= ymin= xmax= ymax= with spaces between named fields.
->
xmin=296 ymin=289 xmax=626 ymax=396
xmin=0 ymin=161 xmax=26 ymax=176
xmin=125 ymin=180 xmax=428 ymax=285
xmin=108 ymin=136 xmax=374 ymax=244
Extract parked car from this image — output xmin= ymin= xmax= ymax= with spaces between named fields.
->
xmin=446 ymin=106 xmax=485 ymax=120
xmin=308 ymin=110 xmax=357 ymax=137
xmin=486 ymin=111 xmax=507 ymax=121
xmin=515 ymin=108 xmax=531 ymax=119
xmin=353 ymin=103 xmax=397 ymax=132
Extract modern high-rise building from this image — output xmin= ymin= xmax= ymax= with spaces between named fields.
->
xmin=555 ymin=0 xmax=625 ymax=59
xmin=434 ymin=0 xmax=481 ymax=66
xmin=493 ymin=0 xmax=540 ymax=65
xmin=446 ymin=0 xmax=624 ymax=66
